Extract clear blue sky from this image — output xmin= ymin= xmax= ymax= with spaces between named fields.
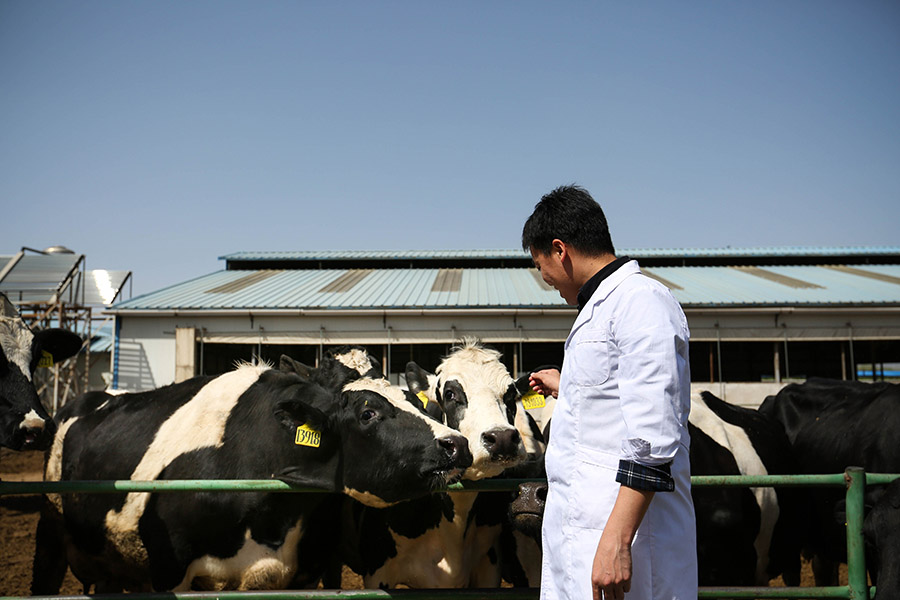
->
xmin=2 ymin=1 xmax=898 ymax=297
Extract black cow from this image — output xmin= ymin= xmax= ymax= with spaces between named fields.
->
xmin=336 ymin=340 xmax=536 ymax=588
xmin=0 ymin=292 xmax=81 ymax=451
xmin=508 ymin=388 xmax=802 ymax=587
xmin=32 ymin=365 xmax=471 ymax=592
xmin=863 ymin=478 xmax=900 ymax=599
xmin=758 ymin=378 xmax=900 ymax=586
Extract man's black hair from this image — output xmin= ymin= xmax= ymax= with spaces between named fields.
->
xmin=521 ymin=184 xmax=615 ymax=257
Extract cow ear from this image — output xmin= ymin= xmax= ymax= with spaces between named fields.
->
xmin=273 ymin=398 xmax=330 ymax=433
xmin=405 ymin=361 xmax=432 ymax=394
xmin=279 ymin=355 xmax=315 ymax=379
xmin=33 ymin=329 xmax=83 ymax=365
xmin=366 ymin=354 xmax=383 ymax=376
xmin=514 ymin=373 xmax=532 ymax=395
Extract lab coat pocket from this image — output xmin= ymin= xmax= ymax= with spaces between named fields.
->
xmin=566 ymin=444 xmax=620 ymax=531
xmin=569 ymin=330 xmax=610 ymax=387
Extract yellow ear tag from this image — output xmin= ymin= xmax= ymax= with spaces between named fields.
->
xmin=294 ymin=424 xmax=321 ymax=448
xmin=416 ymin=391 xmax=429 ymax=409
xmin=521 ymin=390 xmax=546 ymax=411
xmin=38 ymin=350 xmax=54 ymax=369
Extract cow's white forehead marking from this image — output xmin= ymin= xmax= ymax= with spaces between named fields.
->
xmin=690 ymin=393 xmax=778 ymax=584
xmin=0 ymin=317 xmax=36 ymax=382
xmin=343 ymin=377 xmax=457 ymax=439
xmin=105 ymin=364 xmax=268 ymax=545
xmin=333 ymin=349 xmax=376 ymax=376
xmin=436 ymin=342 xmax=515 ymax=397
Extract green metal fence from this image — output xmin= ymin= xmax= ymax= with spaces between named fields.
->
xmin=2 ymin=469 xmax=898 ymax=600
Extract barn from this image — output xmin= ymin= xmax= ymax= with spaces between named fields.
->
xmin=108 ymin=246 xmax=900 ymax=406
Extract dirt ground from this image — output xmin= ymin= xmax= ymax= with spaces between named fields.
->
xmin=2 ymin=447 xmax=841 ymax=596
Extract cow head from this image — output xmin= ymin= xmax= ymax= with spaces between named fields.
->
xmin=408 ymin=340 xmax=526 ymax=480
xmin=0 ymin=294 xmax=82 ymax=450
xmin=274 ymin=376 xmax=472 ymax=508
xmin=279 ymin=345 xmax=383 ymax=391
xmin=510 ymin=480 xmax=547 ymax=545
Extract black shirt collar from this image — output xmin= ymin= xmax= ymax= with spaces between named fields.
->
xmin=577 ymin=256 xmax=631 ymax=312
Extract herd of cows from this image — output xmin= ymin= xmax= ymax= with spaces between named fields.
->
xmin=1 ymin=291 xmax=898 ymax=596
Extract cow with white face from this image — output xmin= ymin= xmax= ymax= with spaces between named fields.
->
xmin=0 ymin=292 xmax=81 ymax=451
xmin=423 ymin=339 xmax=526 ymax=480
xmin=32 ymin=366 xmax=472 ymax=593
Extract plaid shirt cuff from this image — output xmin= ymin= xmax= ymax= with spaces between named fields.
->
xmin=616 ymin=459 xmax=675 ymax=492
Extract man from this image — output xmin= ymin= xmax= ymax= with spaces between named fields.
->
xmin=522 ymin=185 xmax=696 ymax=600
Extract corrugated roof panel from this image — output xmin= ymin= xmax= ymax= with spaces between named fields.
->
xmin=432 ymin=269 xmax=462 ymax=293
xmin=111 ymin=264 xmax=900 ymax=311
xmin=640 ymin=268 xmax=683 ymax=291
xmin=319 ymin=270 xmax=373 ymax=293
xmin=206 ymin=271 xmax=278 ymax=294
xmin=825 ymin=265 xmax=900 ymax=286
xmin=732 ymin=266 xmax=823 ymax=289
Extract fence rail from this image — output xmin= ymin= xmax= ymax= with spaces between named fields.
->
xmin=3 ymin=469 xmax=899 ymax=600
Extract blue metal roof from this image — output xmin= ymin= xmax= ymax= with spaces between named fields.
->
xmin=220 ymin=246 xmax=900 ymax=262
xmin=111 ymin=263 xmax=900 ymax=312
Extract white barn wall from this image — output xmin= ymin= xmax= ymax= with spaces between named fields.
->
xmin=112 ymin=307 xmax=900 ymax=393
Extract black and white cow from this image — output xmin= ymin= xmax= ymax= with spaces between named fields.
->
xmin=508 ymin=387 xmax=803 ymax=587
xmin=0 ymin=292 xmax=81 ymax=451
xmin=758 ymin=378 xmax=900 ymax=586
xmin=337 ymin=340 xmax=535 ymax=588
xmin=689 ymin=391 xmax=802 ymax=586
xmin=32 ymin=366 xmax=472 ymax=592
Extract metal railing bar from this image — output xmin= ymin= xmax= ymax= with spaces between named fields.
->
xmin=0 ymin=587 xmax=879 ymax=600
xmin=2 ymin=473 xmax=899 ymax=495
xmin=5 ymin=472 xmax=898 ymax=600
xmin=5 ymin=591 xmax=538 ymax=600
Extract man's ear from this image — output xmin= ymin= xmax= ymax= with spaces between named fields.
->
xmin=33 ymin=329 xmax=83 ymax=365
xmin=551 ymin=238 xmax=567 ymax=259
xmin=279 ymin=354 xmax=316 ymax=379
xmin=405 ymin=361 xmax=433 ymax=394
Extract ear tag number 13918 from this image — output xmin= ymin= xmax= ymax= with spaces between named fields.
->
xmin=295 ymin=424 xmax=321 ymax=448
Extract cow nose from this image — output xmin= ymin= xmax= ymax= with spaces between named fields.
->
xmin=437 ymin=434 xmax=472 ymax=468
xmin=481 ymin=427 xmax=521 ymax=458
xmin=520 ymin=481 xmax=548 ymax=507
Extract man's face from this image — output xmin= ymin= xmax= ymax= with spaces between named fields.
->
xmin=530 ymin=246 xmax=579 ymax=305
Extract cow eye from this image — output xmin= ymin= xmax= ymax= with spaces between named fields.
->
xmin=360 ymin=408 xmax=378 ymax=422
xmin=444 ymin=389 xmax=455 ymax=403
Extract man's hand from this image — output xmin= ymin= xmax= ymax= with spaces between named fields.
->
xmin=592 ymin=529 xmax=632 ymax=600
xmin=528 ymin=368 xmax=560 ymax=398
xmin=591 ymin=486 xmax=654 ymax=600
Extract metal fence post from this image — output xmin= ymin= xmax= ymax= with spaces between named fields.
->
xmin=844 ymin=467 xmax=868 ymax=600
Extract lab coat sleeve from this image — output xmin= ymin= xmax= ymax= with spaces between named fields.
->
xmin=612 ymin=283 xmax=689 ymax=467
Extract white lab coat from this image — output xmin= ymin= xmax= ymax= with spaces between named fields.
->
xmin=540 ymin=260 xmax=697 ymax=600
